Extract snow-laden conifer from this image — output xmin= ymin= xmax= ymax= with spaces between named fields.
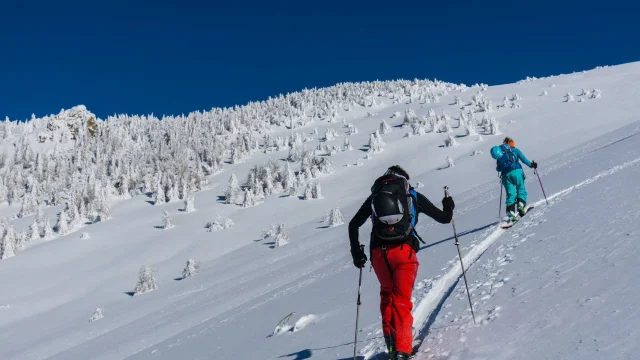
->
xmin=55 ymin=210 xmax=69 ymax=235
xmin=325 ymin=207 xmax=344 ymax=227
xmin=182 ymin=259 xmax=200 ymax=278
xmin=183 ymin=194 xmax=196 ymax=213
xmin=380 ymin=120 xmax=392 ymax=134
xmin=275 ymin=224 xmax=289 ymax=247
xmin=242 ymin=189 xmax=257 ymax=208
xmin=42 ymin=218 xmax=54 ymax=240
xmin=133 ymin=265 xmax=158 ymax=296
xmin=161 ymin=211 xmax=174 ymax=229
xmin=0 ymin=226 xmax=16 ymax=259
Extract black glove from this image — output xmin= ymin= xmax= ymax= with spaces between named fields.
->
xmin=442 ymin=196 xmax=455 ymax=211
xmin=351 ymin=246 xmax=367 ymax=268
xmin=531 ymin=161 xmax=538 ymax=169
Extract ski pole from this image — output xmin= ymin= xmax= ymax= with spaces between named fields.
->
xmin=353 ymin=244 xmax=365 ymax=360
xmin=498 ymin=175 xmax=503 ymax=218
xmin=444 ymin=186 xmax=477 ymax=325
xmin=534 ymin=169 xmax=549 ymax=205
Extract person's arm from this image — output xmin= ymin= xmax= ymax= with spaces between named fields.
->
xmin=415 ymin=192 xmax=453 ymax=224
xmin=348 ymin=195 xmax=373 ymax=252
xmin=515 ymin=148 xmax=533 ymax=168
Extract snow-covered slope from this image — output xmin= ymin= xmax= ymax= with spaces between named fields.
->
xmin=0 ymin=62 xmax=639 ymax=360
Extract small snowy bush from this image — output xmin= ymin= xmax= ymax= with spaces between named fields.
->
xmin=325 ymin=207 xmax=344 ymax=227
xmin=564 ymin=93 xmax=574 ymax=102
xmin=206 ymin=217 xmax=234 ymax=232
xmin=182 ymin=259 xmax=200 ymax=278
xmin=161 ymin=211 xmax=174 ymax=229
xmin=471 ymin=149 xmax=483 ymax=156
xmin=88 ymin=307 xmax=104 ymax=322
xmin=510 ymin=94 xmax=522 ymax=101
xmin=445 ymin=156 xmax=455 ymax=168
xmin=590 ymin=89 xmax=601 ymax=99
xmin=444 ymin=135 xmax=459 ymax=147
xmin=415 ymin=181 xmax=424 ymax=189
xmin=540 ymin=90 xmax=548 ymax=96
xmin=80 ymin=232 xmax=91 ymax=240
xmin=133 ymin=265 xmax=158 ymax=296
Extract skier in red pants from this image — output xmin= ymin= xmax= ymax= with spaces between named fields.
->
xmin=348 ymin=165 xmax=454 ymax=359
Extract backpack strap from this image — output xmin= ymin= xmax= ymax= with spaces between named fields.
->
xmin=409 ymin=189 xmax=426 ymax=244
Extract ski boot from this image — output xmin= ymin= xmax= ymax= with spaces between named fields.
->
xmin=506 ymin=203 xmax=519 ymax=223
xmin=517 ymin=199 xmax=527 ymax=217
xmin=384 ymin=336 xmax=396 ymax=359
xmin=395 ymin=352 xmax=412 ymax=360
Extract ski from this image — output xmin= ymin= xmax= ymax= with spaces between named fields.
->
xmin=500 ymin=206 xmax=534 ymax=229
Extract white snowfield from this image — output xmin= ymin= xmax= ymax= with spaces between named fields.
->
xmin=0 ymin=62 xmax=639 ymax=360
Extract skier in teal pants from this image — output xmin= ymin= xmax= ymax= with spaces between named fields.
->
xmin=491 ymin=137 xmax=538 ymax=222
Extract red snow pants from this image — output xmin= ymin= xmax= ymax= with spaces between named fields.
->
xmin=371 ymin=244 xmax=419 ymax=354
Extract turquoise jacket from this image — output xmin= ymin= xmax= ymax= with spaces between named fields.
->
xmin=496 ymin=147 xmax=533 ymax=173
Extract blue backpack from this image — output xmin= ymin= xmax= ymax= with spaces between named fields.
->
xmin=492 ymin=144 xmax=521 ymax=173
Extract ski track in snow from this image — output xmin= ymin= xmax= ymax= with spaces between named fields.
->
xmin=363 ymin=156 xmax=640 ymax=359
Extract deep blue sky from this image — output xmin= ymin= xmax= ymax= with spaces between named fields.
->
xmin=1 ymin=0 xmax=637 ymax=120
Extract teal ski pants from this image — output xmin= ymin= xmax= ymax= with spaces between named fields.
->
xmin=502 ymin=168 xmax=527 ymax=207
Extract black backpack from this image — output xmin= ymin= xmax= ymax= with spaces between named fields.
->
xmin=370 ymin=175 xmax=417 ymax=242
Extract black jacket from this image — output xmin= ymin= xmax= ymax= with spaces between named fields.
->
xmin=348 ymin=189 xmax=453 ymax=254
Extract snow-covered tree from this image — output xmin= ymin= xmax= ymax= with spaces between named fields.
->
xmin=368 ymin=131 xmax=384 ymax=154
xmin=343 ymin=137 xmax=353 ymax=151
xmin=540 ymin=90 xmax=548 ymax=96
xmin=444 ymin=135 xmax=459 ymax=147
xmin=325 ymin=207 xmax=344 ymax=227
xmin=1 ymin=226 xmax=16 ymax=259
xmin=489 ymin=117 xmax=501 ymax=135
xmin=154 ymin=181 xmax=166 ymax=205
xmin=224 ymin=174 xmax=240 ymax=205
xmin=445 ymin=156 xmax=455 ymax=168
xmin=415 ymin=181 xmax=424 ymax=189
xmin=55 ymin=210 xmax=69 ymax=235
xmin=274 ymin=223 xmax=289 ymax=247
xmin=161 ymin=211 xmax=174 ymax=229
xmin=564 ymin=93 xmax=575 ymax=102
xmin=88 ymin=307 xmax=104 ymax=322
xmin=303 ymin=183 xmax=313 ymax=200
xmin=80 ymin=232 xmax=91 ymax=240
xmin=510 ymin=94 xmax=522 ymax=101
xmin=590 ymin=89 xmax=602 ymax=99
xmin=312 ymin=181 xmax=322 ymax=199
xmin=242 ymin=189 xmax=256 ymax=208
xmin=28 ymin=219 xmax=40 ymax=241
xmin=42 ymin=218 xmax=54 ymax=240
xmin=380 ymin=120 xmax=392 ymax=134
xmin=182 ymin=259 xmax=200 ymax=278
xmin=183 ymin=194 xmax=196 ymax=213
xmin=133 ymin=265 xmax=158 ymax=296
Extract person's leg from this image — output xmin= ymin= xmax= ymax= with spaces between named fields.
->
xmin=371 ymin=247 xmax=394 ymax=340
xmin=513 ymin=168 xmax=528 ymax=204
xmin=502 ymin=173 xmax=517 ymax=219
xmin=386 ymin=245 xmax=419 ymax=356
